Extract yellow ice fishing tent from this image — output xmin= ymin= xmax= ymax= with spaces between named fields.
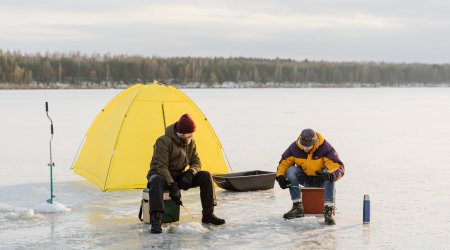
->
xmin=73 ymin=83 xmax=230 ymax=191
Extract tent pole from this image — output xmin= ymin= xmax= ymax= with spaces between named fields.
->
xmin=161 ymin=102 xmax=167 ymax=129
xmin=70 ymin=136 xmax=86 ymax=169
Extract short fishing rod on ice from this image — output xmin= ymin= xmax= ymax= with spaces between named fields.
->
xmin=181 ymin=204 xmax=194 ymax=218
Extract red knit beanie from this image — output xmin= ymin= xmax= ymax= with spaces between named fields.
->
xmin=175 ymin=114 xmax=196 ymax=134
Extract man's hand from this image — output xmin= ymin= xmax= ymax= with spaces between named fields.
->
xmin=168 ymin=182 xmax=182 ymax=205
xmin=275 ymin=175 xmax=288 ymax=189
xmin=315 ymin=171 xmax=333 ymax=181
xmin=179 ymin=170 xmax=194 ymax=190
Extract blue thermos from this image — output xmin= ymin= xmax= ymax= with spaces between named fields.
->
xmin=363 ymin=194 xmax=370 ymax=224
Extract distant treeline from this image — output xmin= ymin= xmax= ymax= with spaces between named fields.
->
xmin=1 ymin=50 xmax=450 ymax=88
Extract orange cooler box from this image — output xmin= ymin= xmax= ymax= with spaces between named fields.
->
xmin=301 ymin=187 xmax=324 ymax=214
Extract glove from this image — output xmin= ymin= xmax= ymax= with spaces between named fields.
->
xmin=275 ymin=175 xmax=288 ymax=189
xmin=168 ymin=182 xmax=182 ymax=205
xmin=178 ymin=170 xmax=194 ymax=190
xmin=315 ymin=171 xmax=333 ymax=181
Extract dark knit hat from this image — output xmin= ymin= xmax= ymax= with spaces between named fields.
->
xmin=175 ymin=114 xmax=196 ymax=134
xmin=299 ymin=128 xmax=316 ymax=147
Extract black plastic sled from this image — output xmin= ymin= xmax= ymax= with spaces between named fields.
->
xmin=212 ymin=170 xmax=276 ymax=191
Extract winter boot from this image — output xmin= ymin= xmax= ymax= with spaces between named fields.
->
xmin=150 ymin=211 xmax=163 ymax=234
xmin=202 ymin=208 xmax=226 ymax=225
xmin=283 ymin=202 xmax=304 ymax=219
xmin=324 ymin=205 xmax=336 ymax=225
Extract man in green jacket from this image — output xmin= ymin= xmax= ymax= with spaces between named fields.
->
xmin=147 ymin=113 xmax=225 ymax=234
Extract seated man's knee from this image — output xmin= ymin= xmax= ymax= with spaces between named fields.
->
xmin=196 ymin=171 xmax=212 ymax=181
xmin=286 ymin=166 xmax=298 ymax=179
xmin=148 ymin=174 xmax=165 ymax=186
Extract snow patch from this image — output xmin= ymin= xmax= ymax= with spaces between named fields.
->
xmin=4 ymin=209 xmax=45 ymax=220
xmin=35 ymin=201 xmax=71 ymax=214
xmin=3 ymin=202 xmax=71 ymax=220
xmin=169 ymin=222 xmax=209 ymax=234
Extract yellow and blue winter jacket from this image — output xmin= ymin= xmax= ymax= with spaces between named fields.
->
xmin=276 ymin=132 xmax=345 ymax=182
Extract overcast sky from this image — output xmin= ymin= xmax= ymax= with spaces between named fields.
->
xmin=1 ymin=0 xmax=449 ymax=63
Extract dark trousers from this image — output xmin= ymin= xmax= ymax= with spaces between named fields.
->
xmin=147 ymin=171 xmax=216 ymax=213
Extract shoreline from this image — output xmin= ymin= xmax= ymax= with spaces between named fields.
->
xmin=1 ymin=82 xmax=449 ymax=89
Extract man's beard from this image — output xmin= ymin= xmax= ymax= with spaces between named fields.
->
xmin=182 ymin=137 xmax=192 ymax=145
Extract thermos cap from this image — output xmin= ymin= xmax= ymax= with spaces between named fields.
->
xmin=364 ymin=194 xmax=370 ymax=200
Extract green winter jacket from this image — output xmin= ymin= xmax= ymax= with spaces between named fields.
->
xmin=147 ymin=123 xmax=201 ymax=185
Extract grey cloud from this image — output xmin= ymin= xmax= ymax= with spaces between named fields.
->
xmin=1 ymin=0 xmax=450 ymax=63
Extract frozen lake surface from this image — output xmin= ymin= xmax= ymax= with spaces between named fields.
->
xmin=1 ymin=88 xmax=450 ymax=249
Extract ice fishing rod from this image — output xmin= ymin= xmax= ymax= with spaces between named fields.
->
xmin=181 ymin=204 xmax=194 ymax=218
xmin=45 ymin=102 xmax=55 ymax=204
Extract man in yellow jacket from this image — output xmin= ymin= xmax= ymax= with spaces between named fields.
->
xmin=276 ymin=129 xmax=345 ymax=225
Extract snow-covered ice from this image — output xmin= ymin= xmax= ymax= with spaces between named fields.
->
xmin=35 ymin=201 xmax=71 ymax=214
xmin=1 ymin=88 xmax=450 ymax=249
